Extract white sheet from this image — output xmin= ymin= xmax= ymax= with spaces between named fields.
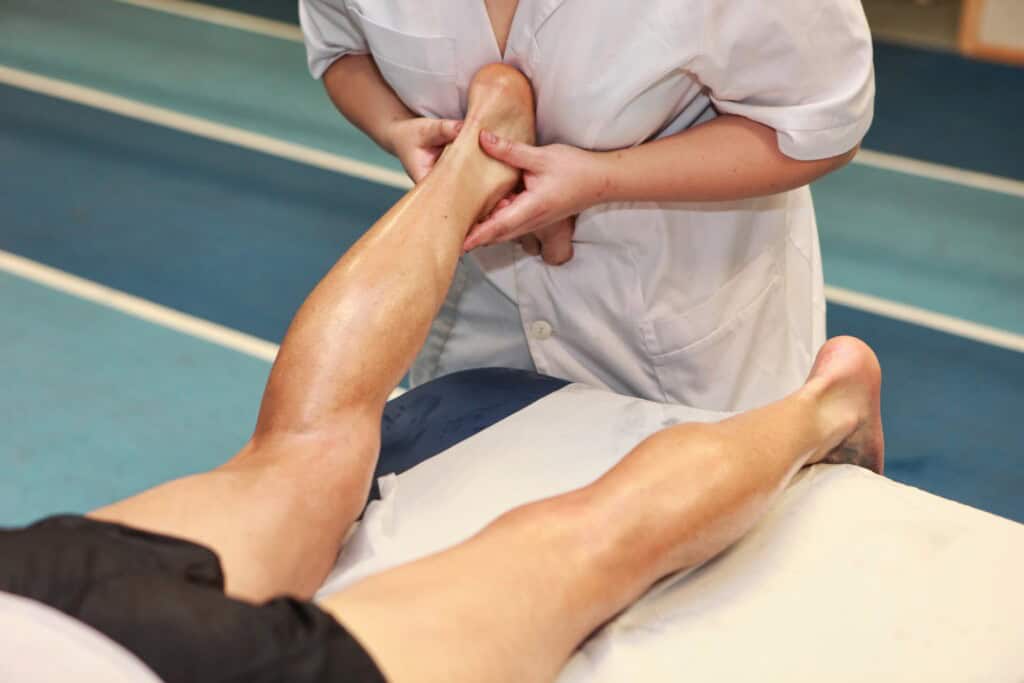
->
xmin=319 ymin=384 xmax=1024 ymax=682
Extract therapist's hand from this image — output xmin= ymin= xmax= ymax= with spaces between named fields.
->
xmin=485 ymin=195 xmax=576 ymax=266
xmin=385 ymin=117 xmax=463 ymax=183
xmin=465 ymin=131 xmax=607 ymax=256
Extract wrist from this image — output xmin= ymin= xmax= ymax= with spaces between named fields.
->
xmin=376 ymin=115 xmax=412 ymax=157
xmin=584 ymin=149 xmax=624 ymax=206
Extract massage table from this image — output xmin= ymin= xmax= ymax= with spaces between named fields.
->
xmin=3 ymin=369 xmax=1023 ymax=681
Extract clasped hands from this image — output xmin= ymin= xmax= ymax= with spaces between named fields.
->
xmin=387 ymin=116 xmax=609 ymax=266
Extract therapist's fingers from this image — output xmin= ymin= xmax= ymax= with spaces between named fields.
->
xmin=491 ymin=195 xmax=515 ymax=216
xmin=418 ymin=119 xmax=463 ymax=147
xmin=479 ymin=131 xmax=545 ymax=172
xmin=537 ymin=216 xmax=576 ymax=266
xmin=518 ymin=234 xmax=542 ymax=256
xmin=477 ymin=194 xmax=515 ymax=226
xmin=464 ymin=194 xmax=546 ymax=250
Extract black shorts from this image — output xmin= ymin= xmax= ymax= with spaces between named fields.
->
xmin=0 ymin=515 xmax=385 ymax=683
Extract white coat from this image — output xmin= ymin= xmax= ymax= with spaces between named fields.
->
xmin=300 ymin=0 xmax=875 ymax=410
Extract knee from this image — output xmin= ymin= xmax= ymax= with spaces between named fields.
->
xmin=253 ymin=402 xmax=380 ymax=454
xmin=232 ymin=410 xmax=381 ymax=489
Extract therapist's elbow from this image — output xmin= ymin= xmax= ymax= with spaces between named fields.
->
xmin=833 ymin=143 xmax=861 ymax=170
xmin=797 ymin=143 xmax=860 ymax=186
xmin=821 ymin=143 xmax=860 ymax=175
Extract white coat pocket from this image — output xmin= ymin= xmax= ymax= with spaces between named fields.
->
xmin=646 ymin=247 xmax=803 ymax=411
xmin=350 ymin=9 xmax=460 ymax=120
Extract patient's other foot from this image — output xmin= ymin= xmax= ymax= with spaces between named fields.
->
xmin=445 ymin=64 xmax=536 ymax=217
xmin=805 ymin=336 xmax=885 ymax=474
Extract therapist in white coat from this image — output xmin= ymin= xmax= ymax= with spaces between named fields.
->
xmin=299 ymin=0 xmax=875 ymax=411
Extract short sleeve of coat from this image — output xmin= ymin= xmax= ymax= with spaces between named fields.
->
xmin=688 ymin=0 xmax=875 ymax=160
xmin=299 ymin=0 xmax=369 ymax=79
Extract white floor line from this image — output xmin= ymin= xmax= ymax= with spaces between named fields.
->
xmin=9 ymin=56 xmax=1024 ymax=206
xmin=0 ymin=249 xmax=407 ymax=399
xmin=853 ymin=149 xmax=1024 ymax=200
xmin=112 ymin=0 xmax=303 ymax=42
xmin=103 ymin=0 xmax=1024 ymax=200
xmin=1 ymin=65 xmax=1021 ymax=352
xmin=4 ymin=240 xmax=1021 ymax=364
xmin=826 ymin=285 xmax=1024 ymax=353
xmin=0 ymin=249 xmax=279 ymax=361
xmin=0 ymin=66 xmax=412 ymax=191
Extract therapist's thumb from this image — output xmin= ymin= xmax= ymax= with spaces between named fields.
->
xmin=537 ymin=216 xmax=576 ymax=266
xmin=480 ymin=131 xmax=543 ymax=171
xmin=419 ymin=119 xmax=463 ymax=147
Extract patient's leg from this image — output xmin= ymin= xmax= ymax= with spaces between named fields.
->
xmin=322 ymin=336 xmax=883 ymax=683
xmin=88 ymin=64 xmax=536 ymax=602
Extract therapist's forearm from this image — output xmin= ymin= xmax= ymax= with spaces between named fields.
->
xmin=322 ymin=54 xmax=416 ymax=154
xmin=594 ymin=115 xmax=857 ymax=204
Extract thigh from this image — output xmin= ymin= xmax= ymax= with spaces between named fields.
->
xmin=411 ymin=257 xmax=535 ymax=386
xmin=87 ymin=425 xmax=380 ymax=602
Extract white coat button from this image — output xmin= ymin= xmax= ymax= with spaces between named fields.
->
xmin=529 ymin=321 xmax=553 ymax=341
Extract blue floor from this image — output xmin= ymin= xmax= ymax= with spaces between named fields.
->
xmin=2 ymin=80 xmax=1021 ymax=524
xmin=0 ymin=1 xmax=1021 ymax=526
xmin=868 ymin=42 xmax=1024 ymax=179
xmin=0 ymin=271 xmax=268 ymax=525
xmin=0 ymin=84 xmax=401 ymax=343
xmin=829 ymin=304 xmax=1024 ymax=522
xmin=813 ymin=163 xmax=1024 ymax=335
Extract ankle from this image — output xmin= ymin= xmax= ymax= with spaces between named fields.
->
xmin=439 ymin=129 xmax=519 ymax=210
xmin=421 ymin=137 xmax=486 ymax=196
xmin=799 ymin=381 xmax=859 ymax=464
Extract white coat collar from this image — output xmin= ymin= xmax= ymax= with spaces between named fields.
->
xmin=503 ymin=0 xmax=570 ymax=61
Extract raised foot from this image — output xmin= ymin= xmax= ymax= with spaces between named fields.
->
xmin=445 ymin=64 xmax=536 ymax=217
xmin=466 ymin=64 xmax=536 ymax=146
xmin=809 ymin=336 xmax=885 ymax=474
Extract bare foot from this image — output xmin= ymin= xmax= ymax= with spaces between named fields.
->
xmin=444 ymin=64 xmax=536 ymax=218
xmin=806 ymin=336 xmax=885 ymax=474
